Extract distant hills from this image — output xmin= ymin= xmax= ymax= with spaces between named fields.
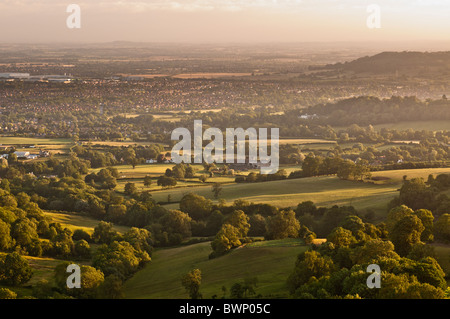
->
xmin=322 ymin=51 xmax=450 ymax=76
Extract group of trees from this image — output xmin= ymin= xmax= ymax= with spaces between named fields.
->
xmin=287 ymin=204 xmax=449 ymax=299
xmin=304 ymin=95 xmax=450 ymax=126
xmin=37 ymin=222 xmax=151 ymax=299
xmin=233 ymin=156 xmax=372 ymax=184
xmin=299 ymin=155 xmax=371 ymax=181
xmin=0 ymin=189 xmax=95 ymax=259
xmin=235 ymin=169 xmax=288 ymax=183
xmin=0 ymin=252 xmax=33 ymax=286
xmin=0 ymin=184 xmax=153 ymax=299
xmin=0 ymin=155 xmax=90 ymax=180
xmin=209 ymin=204 xmax=316 ymax=258
xmin=288 ymin=247 xmax=447 ymax=299
xmin=386 ymin=204 xmax=450 ymax=247
xmin=85 ymin=167 xmax=119 ymax=190
xmin=181 ymin=196 xmax=449 ymax=299
xmin=390 ymin=174 xmax=450 ymax=216
xmin=155 ymin=163 xmax=203 ymax=188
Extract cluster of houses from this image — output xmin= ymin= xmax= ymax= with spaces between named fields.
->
xmin=0 ymin=149 xmax=50 ymax=160
xmin=145 ymin=157 xmax=174 ymax=164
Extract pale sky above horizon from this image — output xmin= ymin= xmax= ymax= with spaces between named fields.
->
xmin=1 ymin=0 xmax=450 ymax=44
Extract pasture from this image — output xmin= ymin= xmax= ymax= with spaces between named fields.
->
xmin=150 ymin=176 xmax=397 ymax=215
xmin=432 ymin=244 xmax=450 ymax=282
xmin=0 ymin=136 xmax=73 ymax=156
xmin=43 ymin=211 xmax=130 ymax=235
xmin=0 ymin=136 xmax=72 ymax=145
xmin=123 ymin=239 xmax=307 ymax=299
xmin=146 ymin=167 xmax=450 ymax=219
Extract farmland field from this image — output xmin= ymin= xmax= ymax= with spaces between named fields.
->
xmin=100 ymin=166 xmax=450 ymax=219
xmin=370 ymin=168 xmax=450 ymax=183
xmin=433 ymin=244 xmax=450 ymax=283
xmin=24 ymin=255 xmax=82 ymax=285
xmin=91 ymin=164 xmax=185 ymax=177
xmin=123 ymin=239 xmax=307 ymax=299
xmin=150 ymin=176 xmax=397 ymax=218
xmin=0 ymin=136 xmax=72 ymax=145
xmin=43 ymin=211 xmax=130 ymax=234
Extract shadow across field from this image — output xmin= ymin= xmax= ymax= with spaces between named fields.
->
xmin=123 ymin=239 xmax=307 ymax=299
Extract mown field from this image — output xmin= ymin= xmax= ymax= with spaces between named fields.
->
xmin=123 ymin=239 xmax=307 ymax=299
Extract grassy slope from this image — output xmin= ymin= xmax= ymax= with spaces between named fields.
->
xmin=432 ymin=244 xmax=450 ymax=279
xmin=152 ymin=176 xmax=397 ymax=217
xmin=43 ymin=211 xmax=130 ymax=235
xmin=152 ymin=167 xmax=450 ymax=211
xmin=123 ymin=239 xmax=307 ymax=299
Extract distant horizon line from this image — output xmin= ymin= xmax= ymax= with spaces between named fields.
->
xmin=1 ymin=40 xmax=450 ymax=45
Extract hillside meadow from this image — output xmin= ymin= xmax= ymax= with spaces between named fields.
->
xmin=148 ymin=168 xmax=450 ymax=215
xmin=43 ymin=211 xmax=130 ymax=235
xmin=123 ymin=239 xmax=308 ymax=299
xmin=96 ymin=165 xmax=450 ymax=220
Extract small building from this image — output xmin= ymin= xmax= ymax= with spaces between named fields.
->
xmin=145 ymin=159 xmax=156 ymax=164
xmin=47 ymin=77 xmax=72 ymax=83
xmin=39 ymin=150 xmax=50 ymax=157
xmin=14 ymin=151 xmax=30 ymax=158
xmin=0 ymin=73 xmax=30 ymax=79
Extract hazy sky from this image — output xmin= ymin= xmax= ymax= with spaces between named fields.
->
xmin=1 ymin=0 xmax=450 ymax=44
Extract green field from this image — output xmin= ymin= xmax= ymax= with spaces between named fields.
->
xmin=43 ymin=211 xmax=130 ymax=235
xmin=0 ymin=253 xmax=60 ymax=295
xmin=0 ymin=136 xmax=73 ymax=157
xmin=150 ymin=176 xmax=397 ymax=216
xmin=150 ymin=167 xmax=450 ymax=214
xmin=433 ymin=244 xmax=450 ymax=280
xmin=370 ymin=168 xmax=450 ymax=183
xmin=123 ymin=239 xmax=307 ymax=299
xmin=24 ymin=255 xmax=79 ymax=285
xmin=123 ymin=239 xmax=450 ymax=299
xmin=91 ymin=164 xmax=204 ymax=178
